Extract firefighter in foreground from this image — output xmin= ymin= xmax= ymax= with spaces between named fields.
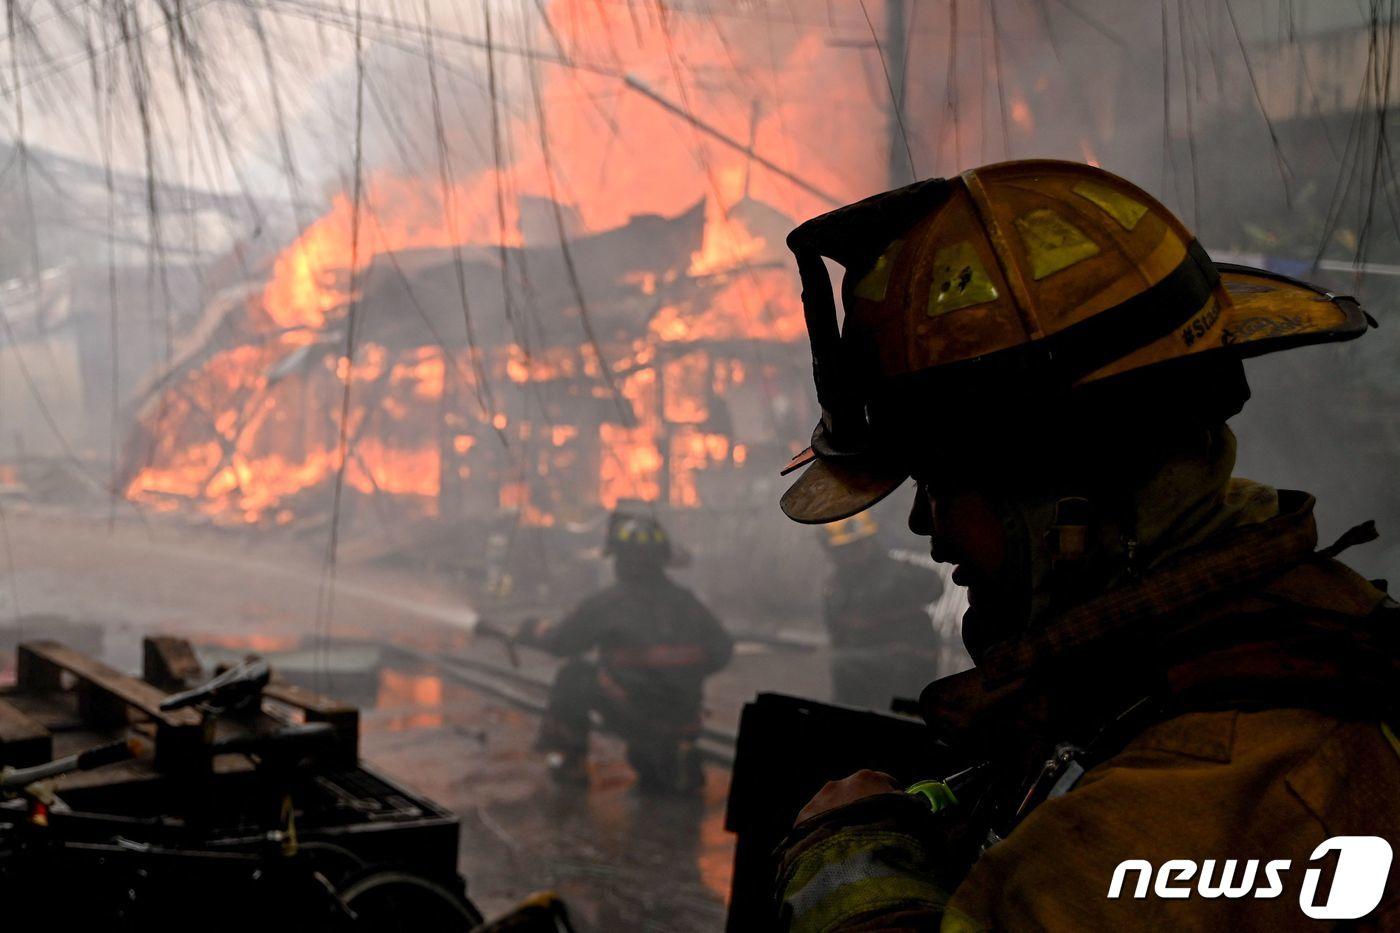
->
xmin=820 ymin=513 xmax=944 ymax=708
xmin=772 ymin=161 xmax=1399 ymax=929
xmin=525 ymin=510 xmax=732 ymax=794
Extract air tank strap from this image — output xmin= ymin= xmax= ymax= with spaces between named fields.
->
xmin=1316 ymin=519 xmax=1379 ymax=561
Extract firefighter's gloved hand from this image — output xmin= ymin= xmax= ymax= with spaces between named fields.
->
xmin=777 ymin=781 xmax=958 ymax=933
xmin=795 ymin=768 xmax=901 ymax=825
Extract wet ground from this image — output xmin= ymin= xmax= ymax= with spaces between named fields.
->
xmin=0 ymin=505 xmax=846 ymax=929
xmin=362 ymin=665 xmax=735 ymax=929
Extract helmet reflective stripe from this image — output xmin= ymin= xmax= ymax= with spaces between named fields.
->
xmin=605 ymin=512 xmax=674 ymax=563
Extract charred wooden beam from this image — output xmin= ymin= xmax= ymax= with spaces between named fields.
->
xmin=0 ymin=697 xmax=51 ymax=767
xmin=142 ymin=635 xmax=204 ymax=692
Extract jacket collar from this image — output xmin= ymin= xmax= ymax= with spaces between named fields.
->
xmin=920 ymin=490 xmax=1358 ymax=741
xmin=979 ymin=489 xmax=1319 ymax=684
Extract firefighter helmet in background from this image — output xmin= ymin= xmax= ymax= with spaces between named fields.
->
xmin=821 ymin=513 xmax=879 ymax=548
xmin=779 ymin=159 xmax=1375 ymax=525
xmin=604 ymin=508 xmax=674 ymax=566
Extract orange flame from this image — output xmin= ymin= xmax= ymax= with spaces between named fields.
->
xmin=262 ymin=174 xmax=512 ymax=335
xmin=125 ymin=0 xmax=870 ymax=524
xmin=688 ymin=198 xmax=768 ymax=277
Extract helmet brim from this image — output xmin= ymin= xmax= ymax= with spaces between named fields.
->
xmin=778 ymin=263 xmax=1372 ymax=526
xmin=779 ymin=449 xmax=909 ymax=524
xmin=1216 ymin=264 xmax=1372 ymax=357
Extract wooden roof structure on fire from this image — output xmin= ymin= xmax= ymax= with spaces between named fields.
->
xmin=130 ymin=197 xmax=711 ymax=417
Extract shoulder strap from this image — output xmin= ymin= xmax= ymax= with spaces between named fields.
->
xmin=1316 ymin=519 xmax=1379 ymax=560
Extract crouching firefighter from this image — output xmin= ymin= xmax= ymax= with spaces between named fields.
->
xmin=770 ymin=161 xmax=1400 ymax=929
xmin=525 ymin=510 xmax=733 ymax=794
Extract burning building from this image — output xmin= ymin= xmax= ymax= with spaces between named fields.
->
xmin=124 ymin=189 xmax=811 ymax=516
xmin=119 ymin=185 xmax=820 ymax=611
xmin=113 ymin=0 xmax=908 ymax=619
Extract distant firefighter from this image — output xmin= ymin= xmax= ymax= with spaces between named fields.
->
xmin=820 ymin=513 xmax=944 ymax=709
xmin=524 ymin=509 xmax=732 ymax=794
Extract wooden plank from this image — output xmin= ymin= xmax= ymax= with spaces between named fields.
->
xmin=263 ymin=680 xmax=356 ymax=718
xmin=264 ymin=680 xmax=359 ymax=765
xmin=16 ymin=641 xmax=204 ymax=772
xmin=0 ymin=696 xmax=51 ymax=767
xmin=142 ymin=636 xmax=203 ymax=691
xmin=19 ymin=641 xmax=199 ymax=726
xmin=15 ymin=644 xmax=63 ymax=691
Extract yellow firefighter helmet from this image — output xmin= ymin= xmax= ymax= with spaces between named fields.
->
xmin=780 ymin=159 xmax=1373 ymax=524
xmin=604 ymin=507 xmax=676 ymax=565
xmin=821 ymin=513 xmax=879 ymax=548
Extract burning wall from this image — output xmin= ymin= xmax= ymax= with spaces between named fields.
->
xmin=123 ymin=196 xmax=813 ymax=527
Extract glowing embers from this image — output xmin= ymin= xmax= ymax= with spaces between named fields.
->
xmin=389 ymin=348 xmax=447 ymax=401
xmin=649 ymin=268 xmax=804 ymax=343
xmin=593 ymin=347 xmax=754 ymax=510
xmin=664 ymin=352 xmax=711 ymax=424
xmin=126 ymin=342 xmax=450 ymax=522
xmin=599 ymin=423 xmax=665 ymax=508
xmin=499 ymin=482 xmax=557 ymax=528
xmin=667 ymin=429 xmax=732 ymax=509
xmin=506 ymin=345 xmax=579 ymax=384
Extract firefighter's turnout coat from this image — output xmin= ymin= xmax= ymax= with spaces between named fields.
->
xmin=778 ymin=492 xmax=1400 ymax=930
